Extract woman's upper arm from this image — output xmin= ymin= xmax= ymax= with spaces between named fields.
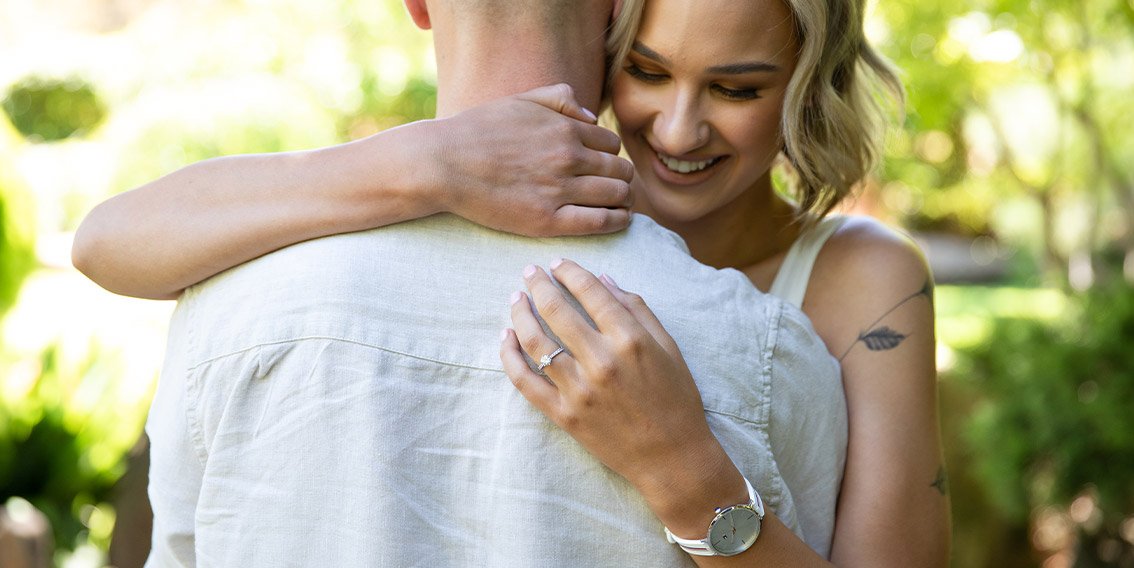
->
xmin=805 ymin=218 xmax=951 ymax=567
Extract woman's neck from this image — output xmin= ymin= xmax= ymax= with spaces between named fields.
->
xmin=652 ymin=176 xmax=800 ymax=272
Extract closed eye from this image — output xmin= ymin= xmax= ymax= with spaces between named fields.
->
xmin=624 ymin=63 xmax=668 ymax=84
xmin=711 ymin=84 xmax=761 ymax=101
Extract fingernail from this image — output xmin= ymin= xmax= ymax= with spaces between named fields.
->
xmin=500 ymin=328 xmax=510 ymax=342
xmin=510 ymin=291 xmax=524 ymax=305
xmin=581 ymin=107 xmax=597 ymax=122
xmin=602 ymin=274 xmax=620 ymax=289
xmin=550 ymin=258 xmax=564 ymax=270
xmin=523 ymin=265 xmax=537 ymax=279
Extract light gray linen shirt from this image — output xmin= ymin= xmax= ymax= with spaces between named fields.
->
xmin=145 ymin=214 xmax=846 ymax=567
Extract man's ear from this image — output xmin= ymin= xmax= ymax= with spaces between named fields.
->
xmin=404 ymin=0 xmax=431 ymax=30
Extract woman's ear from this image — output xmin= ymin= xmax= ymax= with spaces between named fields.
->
xmin=404 ymin=0 xmax=431 ymax=30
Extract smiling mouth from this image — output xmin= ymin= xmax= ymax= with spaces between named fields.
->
xmin=656 ymin=151 xmax=723 ymax=174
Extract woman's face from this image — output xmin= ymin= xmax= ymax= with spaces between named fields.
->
xmin=611 ymin=0 xmax=799 ymax=225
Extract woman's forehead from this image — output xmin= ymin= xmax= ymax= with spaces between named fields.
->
xmin=635 ymin=0 xmax=797 ymax=64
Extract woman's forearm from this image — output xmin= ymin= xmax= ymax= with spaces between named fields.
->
xmin=73 ymin=86 xmax=633 ymax=300
xmin=72 ymin=121 xmax=443 ymax=300
xmin=631 ymin=439 xmax=832 ymax=568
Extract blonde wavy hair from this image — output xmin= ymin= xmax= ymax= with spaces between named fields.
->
xmin=605 ymin=0 xmax=904 ymax=219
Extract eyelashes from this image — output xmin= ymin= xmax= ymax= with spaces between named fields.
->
xmin=623 ymin=64 xmax=762 ymax=101
xmin=624 ymin=63 xmax=666 ymax=83
xmin=712 ymin=85 xmax=761 ymax=101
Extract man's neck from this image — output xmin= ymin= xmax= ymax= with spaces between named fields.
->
xmin=429 ymin=12 xmax=609 ymax=116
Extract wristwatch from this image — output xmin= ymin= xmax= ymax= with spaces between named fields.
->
xmin=664 ymin=476 xmax=765 ymax=557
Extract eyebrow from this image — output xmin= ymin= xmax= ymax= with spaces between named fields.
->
xmin=631 ymin=41 xmax=781 ymax=74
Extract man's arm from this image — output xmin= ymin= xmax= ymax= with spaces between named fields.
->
xmin=73 ymin=85 xmax=633 ymax=300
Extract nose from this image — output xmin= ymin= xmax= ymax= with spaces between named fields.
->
xmin=651 ymin=89 xmax=710 ymax=157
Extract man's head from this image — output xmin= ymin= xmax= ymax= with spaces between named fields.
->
xmin=404 ymin=0 xmax=614 ymax=116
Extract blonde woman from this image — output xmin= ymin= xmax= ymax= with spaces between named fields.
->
xmin=76 ymin=0 xmax=949 ymax=564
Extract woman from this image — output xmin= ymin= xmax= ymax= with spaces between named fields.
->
xmin=74 ymin=0 xmax=950 ymax=564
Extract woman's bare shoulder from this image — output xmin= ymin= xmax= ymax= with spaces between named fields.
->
xmin=804 ymin=215 xmax=934 ymax=359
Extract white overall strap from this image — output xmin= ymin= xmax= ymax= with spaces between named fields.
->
xmin=768 ymin=215 xmax=848 ymax=308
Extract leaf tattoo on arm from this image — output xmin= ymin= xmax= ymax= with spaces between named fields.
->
xmin=839 ymin=280 xmax=932 ymax=361
xmin=859 ymin=327 xmax=907 ymax=350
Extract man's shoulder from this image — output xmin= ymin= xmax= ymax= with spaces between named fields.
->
xmin=191 ymin=213 xmax=689 ymax=293
xmin=176 ymin=213 xmax=740 ymax=367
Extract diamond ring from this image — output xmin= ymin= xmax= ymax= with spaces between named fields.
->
xmin=537 ymin=347 xmax=565 ymax=373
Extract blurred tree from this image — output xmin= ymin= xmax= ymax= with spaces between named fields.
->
xmin=0 ymin=120 xmax=35 ymax=317
xmin=1 ymin=78 xmax=107 ymax=143
xmin=876 ymin=0 xmax=1134 ymax=288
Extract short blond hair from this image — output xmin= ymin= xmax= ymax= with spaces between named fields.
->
xmin=606 ymin=0 xmax=903 ymax=219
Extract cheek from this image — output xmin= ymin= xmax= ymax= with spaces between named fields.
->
xmin=727 ymin=104 xmax=784 ymax=159
xmin=610 ymin=78 xmax=644 ymax=132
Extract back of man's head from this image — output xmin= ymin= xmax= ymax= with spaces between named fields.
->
xmin=405 ymin=0 xmax=613 ymax=115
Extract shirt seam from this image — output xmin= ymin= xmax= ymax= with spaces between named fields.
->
xmin=185 ymin=335 xmax=505 ymax=374
xmin=703 ymin=407 xmax=763 ymax=426
xmin=182 ymin=288 xmax=211 ymax=468
xmin=760 ymin=299 xmax=795 ymax=526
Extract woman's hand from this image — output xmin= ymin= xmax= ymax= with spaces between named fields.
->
xmin=499 ymin=259 xmax=838 ymax=567
xmin=499 ymin=259 xmax=744 ymax=528
xmin=431 ymin=84 xmax=635 ymax=237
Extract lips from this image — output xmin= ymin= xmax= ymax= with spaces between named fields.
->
xmin=657 ymin=152 xmax=722 ymax=173
xmin=647 ymin=147 xmax=727 ymax=186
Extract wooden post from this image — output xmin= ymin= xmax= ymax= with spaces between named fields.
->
xmin=0 ymin=498 xmax=53 ymax=568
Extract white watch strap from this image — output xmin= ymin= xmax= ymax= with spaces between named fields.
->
xmin=663 ymin=476 xmax=763 ymax=556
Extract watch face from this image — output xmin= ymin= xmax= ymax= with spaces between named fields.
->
xmin=708 ymin=505 xmax=761 ymax=556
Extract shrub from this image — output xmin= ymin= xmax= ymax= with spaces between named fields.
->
xmin=957 ymin=281 xmax=1134 ymax=564
xmin=2 ymin=77 xmax=107 ymax=142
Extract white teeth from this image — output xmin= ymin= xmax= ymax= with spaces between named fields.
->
xmin=658 ymin=152 xmax=717 ymax=173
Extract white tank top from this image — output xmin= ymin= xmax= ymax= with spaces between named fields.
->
xmin=769 ymin=215 xmax=848 ymax=308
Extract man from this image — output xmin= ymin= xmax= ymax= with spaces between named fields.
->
xmin=144 ymin=0 xmax=844 ymax=566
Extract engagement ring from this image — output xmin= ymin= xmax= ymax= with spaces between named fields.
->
xmin=537 ymin=347 xmax=565 ymax=373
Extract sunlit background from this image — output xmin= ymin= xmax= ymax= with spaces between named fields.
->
xmin=1 ymin=0 xmax=1131 ymax=566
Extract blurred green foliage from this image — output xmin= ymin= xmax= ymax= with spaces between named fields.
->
xmin=0 ymin=133 xmax=35 ymax=316
xmin=1 ymin=77 xmax=107 ymax=143
xmin=878 ymin=0 xmax=1134 ymax=285
xmin=0 ymin=196 xmax=35 ymax=316
xmin=951 ymin=279 xmax=1134 ymax=565
xmin=0 ymin=343 xmax=148 ymax=555
xmin=0 ymin=0 xmax=1130 ymax=565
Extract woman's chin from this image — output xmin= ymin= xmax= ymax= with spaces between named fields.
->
xmin=637 ymin=195 xmax=710 ymax=228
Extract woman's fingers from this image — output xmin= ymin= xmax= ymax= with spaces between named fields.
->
xmin=575 ymin=121 xmax=625 ymax=157
xmin=549 ymin=204 xmax=631 ymax=236
xmin=514 ymin=83 xmax=598 ymax=124
xmin=508 ymin=290 xmax=575 ymax=377
xmin=499 ymin=328 xmax=560 ymax=415
xmin=522 ymin=265 xmax=604 ymax=348
xmin=547 ymin=260 xmax=640 ymax=335
xmin=599 ymin=274 xmax=682 ymax=357
xmin=573 ymin=147 xmax=635 ymax=184
xmin=561 ymin=169 xmax=632 ymax=210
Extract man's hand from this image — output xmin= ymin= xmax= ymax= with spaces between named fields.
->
xmin=430 ymin=84 xmax=635 ymax=236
